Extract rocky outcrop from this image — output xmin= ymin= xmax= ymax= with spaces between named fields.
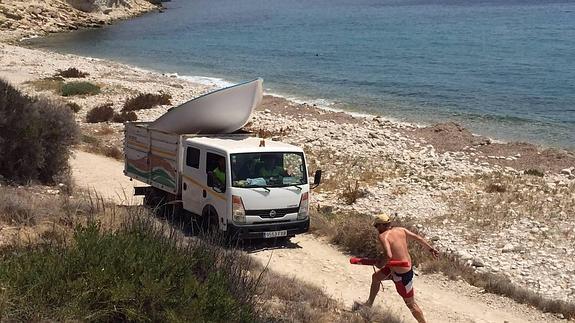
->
xmin=0 ymin=0 xmax=158 ymax=42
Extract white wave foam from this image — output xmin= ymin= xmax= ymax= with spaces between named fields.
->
xmin=176 ymin=75 xmax=234 ymax=88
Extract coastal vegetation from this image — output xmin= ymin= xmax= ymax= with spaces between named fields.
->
xmin=61 ymin=81 xmax=101 ymax=96
xmin=55 ymin=67 xmax=89 ymax=78
xmin=309 ymin=207 xmax=575 ymax=319
xmin=113 ymin=110 xmax=138 ymax=123
xmin=86 ymin=103 xmax=114 ymax=123
xmin=27 ymin=78 xmax=101 ymax=97
xmin=66 ymin=101 xmax=82 ymax=113
xmin=123 ymin=92 xmax=172 ymax=111
xmin=0 ymin=79 xmax=78 ymax=184
xmin=0 ymin=185 xmax=401 ymax=322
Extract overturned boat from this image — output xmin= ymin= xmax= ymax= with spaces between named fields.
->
xmin=150 ymin=78 xmax=263 ymax=134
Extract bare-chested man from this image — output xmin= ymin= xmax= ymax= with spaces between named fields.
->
xmin=362 ymin=213 xmax=439 ymax=323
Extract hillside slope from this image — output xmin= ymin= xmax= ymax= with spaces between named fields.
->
xmin=69 ymin=150 xmax=566 ymax=323
xmin=0 ymin=0 xmax=157 ymax=42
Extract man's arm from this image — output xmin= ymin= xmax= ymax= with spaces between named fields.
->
xmin=403 ymin=228 xmax=439 ymax=258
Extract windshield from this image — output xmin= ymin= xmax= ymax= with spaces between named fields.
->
xmin=231 ymin=152 xmax=307 ymax=188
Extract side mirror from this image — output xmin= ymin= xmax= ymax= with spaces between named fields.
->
xmin=311 ymin=169 xmax=322 ymax=189
xmin=207 ymin=171 xmax=215 ymax=187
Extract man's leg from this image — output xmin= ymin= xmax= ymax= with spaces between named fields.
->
xmin=365 ymin=268 xmax=389 ymax=306
xmin=404 ymin=297 xmax=426 ymax=323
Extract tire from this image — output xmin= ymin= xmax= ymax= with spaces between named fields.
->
xmin=201 ymin=206 xmax=219 ymax=235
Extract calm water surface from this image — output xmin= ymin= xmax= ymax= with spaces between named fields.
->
xmin=29 ymin=0 xmax=575 ymax=149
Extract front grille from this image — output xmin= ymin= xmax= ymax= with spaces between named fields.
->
xmin=245 ymin=207 xmax=299 ymax=218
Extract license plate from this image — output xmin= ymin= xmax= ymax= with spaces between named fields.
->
xmin=264 ymin=230 xmax=287 ymax=239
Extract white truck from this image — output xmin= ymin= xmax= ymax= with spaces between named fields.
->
xmin=123 ymin=80 xmax=321 ymax=239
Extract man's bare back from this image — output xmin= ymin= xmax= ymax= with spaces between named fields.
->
xmin=380 ymin=227 xmax=412 ymax=274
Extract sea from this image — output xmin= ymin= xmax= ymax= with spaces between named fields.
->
xmin=28 ymin=0 xmax=575 ymax=149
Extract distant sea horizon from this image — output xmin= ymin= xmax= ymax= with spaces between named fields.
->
xmin=28 ymin=0 xmax=575 ymax=149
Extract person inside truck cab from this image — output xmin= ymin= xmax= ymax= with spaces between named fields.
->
xmin=258 ymin=154 xmax=288 ymax=178
xmin=213 ymin=157 xmax=226 ymax=187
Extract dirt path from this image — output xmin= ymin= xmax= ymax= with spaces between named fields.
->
xmin=70 ymin=150 xmax=142 ymax=205
xmin=70 ymin=150 xmax=563 ymax=323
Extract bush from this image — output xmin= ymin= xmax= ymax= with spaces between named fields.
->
xmin=485 ymin=182 xmax=506 ymax=193
xmin=112 ymin=110 xmax=138 ymax=123
xmin=55 ymin=67 xmax=89 ymax=78
xmin=524 ymin=168 xmax=544 ymax=177
xmin=0 ymin=216 xmax=257 ymax=321
xmin=340 ymin=180 xmax=367 ymax=205
xmin=123 ymin=92 xmax=172 ymax=111
xmin=61 ymin=81 xmax=100 ymax=96
xmin=86 ymin=103 xmax=114 ymax=123
xmin=0 ymin=79 xmax=79 ymax=184
xmin=66 ymin=101 xmax=82 ymax=113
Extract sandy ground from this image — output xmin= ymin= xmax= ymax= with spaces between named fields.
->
xmin=70 ymin=150 xmax=142 ymax=205
xmin=69 ymin=149 xmax=565 ymax=323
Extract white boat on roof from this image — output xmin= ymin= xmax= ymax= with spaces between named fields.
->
xmin=150 ymin=78 xmax=263 ymax=134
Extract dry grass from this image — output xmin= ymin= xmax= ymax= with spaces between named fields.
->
xmin=310 ymin=209 xmax=380 ymax=258
xmin=0 ymin=187 xmax=59 ymax=225
xmin=0 ymin=185 xmax=402 ymax=322
xmin=96 ymin=124 xmax=115 ymax=136
xmin=310 ymin=209 xmax=575 ymax=319
xmin=122 ymin=92 xmax=171 ymax=111
xmin=305 ymin=148 xmax=408 ymax=195
xmin=80 ymin=134 xmax=123 ymax=160
xmin=26 ymin=77 xmax=64 ymax=93
xmin=258 ymin=270 xmax=402 ymax=322
xmin=447 ymin=172 xmax=575 ymax=229
xmin=253 ymin=126 xmax=290 ymax=138
xmin=340 ymin=180 xmax=367 ymax=205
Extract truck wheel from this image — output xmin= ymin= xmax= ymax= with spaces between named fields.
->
xmin=201 ymin=206 xmax=219 ymax=235
xmin=143 ymin=187 xmax=165 ymax=208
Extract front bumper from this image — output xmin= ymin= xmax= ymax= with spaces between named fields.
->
xmin=226 ymin=218 xmax=309 ymax=239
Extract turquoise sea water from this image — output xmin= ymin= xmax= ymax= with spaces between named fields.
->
xmin=29 ymin=0 xmax=575 ymax=149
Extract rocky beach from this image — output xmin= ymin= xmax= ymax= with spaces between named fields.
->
xmin=1 ymin=1 xmax=574 ymax=318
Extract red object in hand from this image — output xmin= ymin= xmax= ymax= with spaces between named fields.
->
xmin=349 ymin=257 xmax=377 ymax=265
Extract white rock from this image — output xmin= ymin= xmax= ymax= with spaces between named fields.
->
xmin=502 ymin=244 xmax=515 ymax=253
xmin=560 ymin=168 xmax=572 ymax=176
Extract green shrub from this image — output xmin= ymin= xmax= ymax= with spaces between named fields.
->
xmin=55 ymin=67 xmax=89 ymax=78
xmin=0 ymin=217 xmax=256 ymax=322
xmin=112 ymin=110 xmax=138 ymax=123
xmin=86 ymin=103 xmax=114 ymax=123
xmin=66 ymin=101 xmax=82 ymax=113
xmin=123 ymin=92 xmax=172 ymax=111
xmin=0 ymin=79 xmax=79 ymax=184
xmin=61 ymin=81 xmax=100 ymax=97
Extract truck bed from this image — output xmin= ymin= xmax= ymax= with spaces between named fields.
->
xmin=124 ymin=122 xmax=181 ymax=195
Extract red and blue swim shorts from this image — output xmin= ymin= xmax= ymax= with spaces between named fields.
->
xmin=380 ymin=267 xmax=415 ymax=298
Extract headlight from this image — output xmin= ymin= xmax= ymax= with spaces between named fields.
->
xmin=232 ymin=195 xmax=246 ymax=223
xmin=297 ymin=192 xmax=309 ymax=220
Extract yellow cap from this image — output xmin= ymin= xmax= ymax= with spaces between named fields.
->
xmin=373 ymin=213 xmax=391 ymax=226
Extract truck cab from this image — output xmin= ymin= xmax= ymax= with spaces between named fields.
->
xmin=181 ymin=135 xmax=317 ymax=239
